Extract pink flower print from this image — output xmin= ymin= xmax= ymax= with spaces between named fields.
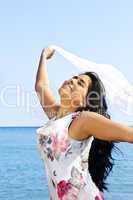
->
xmin=59 ymin=135 xmax=70 ymax=152
xmin=57 ymin=180 xmax=72 ymax=199
xmin=51 ymin=133 xmax=58 ymax=152
xmin=95 ymin=197 xmax=100 ymax=200
xmin=62 ymin=186 xmax=79 ymax=200
xmin=72 ymin=112 xmax=80 ymax=120
xmin=57 ymin=180 xmax=79 ymax=200
xmin=50 ymin=132 xmax=70 ymax=160
xmin=100 ymin=192 xmax=105 ymax=200
xmin=95 ymin=193 xmax=105 ymax=200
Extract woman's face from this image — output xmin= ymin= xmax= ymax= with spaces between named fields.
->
xmin=58 ymin=74 xmax=92 ymax=109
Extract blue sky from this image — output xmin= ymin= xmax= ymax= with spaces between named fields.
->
xmin=0 ymin=0 xmax=133 ymax=126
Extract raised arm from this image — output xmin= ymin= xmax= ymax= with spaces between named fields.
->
xmin=79 ymin=111 xmax=133 ymax=143
xmin=35 ymin=48 xmax=60 ymax=119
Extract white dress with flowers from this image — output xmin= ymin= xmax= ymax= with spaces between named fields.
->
xmin=36 ymin=111 xmax=105 ymax=200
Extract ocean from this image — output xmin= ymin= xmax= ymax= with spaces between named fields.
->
xmin=0 ymin=127 xmax=133 ymax=200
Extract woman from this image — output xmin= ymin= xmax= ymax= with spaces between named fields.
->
xmin=35 ymin=47 xmax=133 ymax=200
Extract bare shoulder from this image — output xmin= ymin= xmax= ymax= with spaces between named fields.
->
xmin=74 ymin=110 xmax=96 ymax=125
xmin=69 ymin=110 xmax=131 ymax=142
xmin=69 ymin=110 xmax=108 ymax=140
xmin=78 ymin=110 xmax=110 ymax=131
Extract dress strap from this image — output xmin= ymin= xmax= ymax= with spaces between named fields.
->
xmin=65 ymin=111 xmax=81 ymax=141
xmin=70 ymin=111 xmax=81 ymax=124
xmin=71 ymin=111 xmax=81 ymax=120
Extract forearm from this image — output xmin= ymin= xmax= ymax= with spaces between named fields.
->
xmin=35 ymin=51 xmax=49 ymax=88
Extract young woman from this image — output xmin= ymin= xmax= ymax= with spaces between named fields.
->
xmin=35 ymin=47 xmax=133 ymax=200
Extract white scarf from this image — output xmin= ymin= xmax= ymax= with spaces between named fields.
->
xmin=51 ymin=45 xmax=133 ymax=126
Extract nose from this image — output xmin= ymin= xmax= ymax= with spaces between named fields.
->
xmin=64 ymin=80 xmax=69 ymax=85
xmin=63 ymin=79 xmax=73 ymax=85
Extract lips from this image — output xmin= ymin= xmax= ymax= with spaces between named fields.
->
xmin=62 ymin=83 xmax=72 ymax=91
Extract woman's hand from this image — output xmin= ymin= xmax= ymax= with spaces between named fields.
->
xmin=42 ymin=47 xmax=55 ymax=59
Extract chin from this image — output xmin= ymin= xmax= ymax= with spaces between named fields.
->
xmin=59 ymin=88 xmax=71 ymax=98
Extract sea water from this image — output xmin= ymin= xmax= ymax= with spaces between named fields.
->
xmin=0 ymin=127 xmax=133 ymax=200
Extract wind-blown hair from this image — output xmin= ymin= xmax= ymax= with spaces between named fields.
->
xmin=76 ymin=71 xmax=116 ymax=192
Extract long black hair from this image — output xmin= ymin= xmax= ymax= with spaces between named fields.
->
xmin=76 ymin=71 xmax=117 ymax=192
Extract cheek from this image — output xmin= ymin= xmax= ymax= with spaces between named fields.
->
xmin=74 ymin=87 xmax=85 ymax=97
xmin=71 ymin=90 xmax=83 ymax=102
xmin=72 ymin=86 xmax=82 ymax=95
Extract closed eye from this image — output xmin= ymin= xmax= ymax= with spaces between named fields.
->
xmin=73 ymin=75 xmax=86 ymax=87
xmin=78 ymin=81 xmax=84 ymax=87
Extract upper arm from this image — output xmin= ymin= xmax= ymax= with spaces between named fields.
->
xmin=35 ymin=84 xmax=60 ymax=119
xmin=80 ymin=111 xmax=131 ymax=142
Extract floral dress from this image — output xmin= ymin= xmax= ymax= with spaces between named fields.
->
xmin=36 ymin=111 xmax=105 ymax=200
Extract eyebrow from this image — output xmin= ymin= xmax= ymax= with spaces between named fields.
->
xmin=72 ymin=75 xmax=87 ymax=86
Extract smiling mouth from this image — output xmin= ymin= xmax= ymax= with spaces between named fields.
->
xmin=62 ymin=84 xmax=72 ymax=91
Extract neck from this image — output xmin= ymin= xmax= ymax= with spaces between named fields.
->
xmin=56 ymin=106 xmax=76 ymax=119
